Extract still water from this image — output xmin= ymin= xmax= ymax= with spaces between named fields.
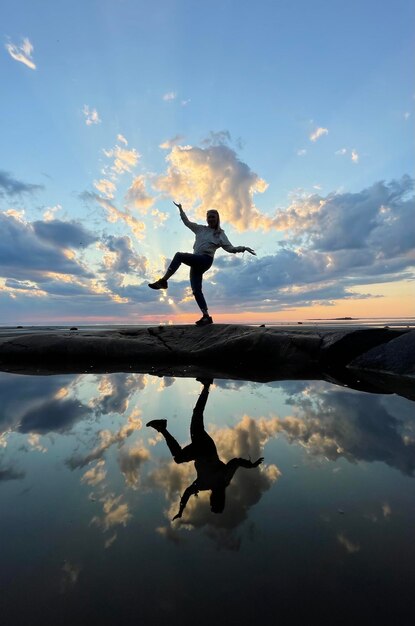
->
xmin=1 ymin=372 xmax=414 ymax=625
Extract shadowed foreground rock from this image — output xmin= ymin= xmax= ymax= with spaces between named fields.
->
xmin=0 ymin=325 xmax=413 ymax=399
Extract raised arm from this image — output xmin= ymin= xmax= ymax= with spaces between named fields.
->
xmin=172 ymin=482 xmax=199 ymax=521
xmin=173 ymin=201 xmax=200 ymax=234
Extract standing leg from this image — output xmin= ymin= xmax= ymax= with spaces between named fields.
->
xmin=190 ymin=267 xmax=209 ymax=315
xmin=189 ymin=384 xmax=218 ymax=458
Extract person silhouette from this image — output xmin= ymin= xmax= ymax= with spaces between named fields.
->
xmin=148 ymin=202 xmax=256 ymax=326
xmin=146 ymin=379 xmax=263 ymax=519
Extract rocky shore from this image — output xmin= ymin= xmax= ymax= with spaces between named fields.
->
xmin=0 ymin=325 xmax=413 ymax=400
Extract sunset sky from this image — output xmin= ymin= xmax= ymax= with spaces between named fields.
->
xmin=1 ymin=0 xmax=414 ymax=324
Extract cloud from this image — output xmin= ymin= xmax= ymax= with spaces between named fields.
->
xmin=335 ymin=148 xmax=347 ymax=156
xmin=5 ymin=37 xmax=36 ymax=69
xmin=338 ymin=533 xmax=360 ymax=554
xmin=117 ymin=134 xmax=128 ymax=145
xmin=27 ymin=433 xmax=47 ymax=453
xmin=351 ymin=149 xmax=359 ymax=163
xmin=83 ymin=105 xmax=101 ymax=126
xmin=0 ymin=375 xmax=75 ymax=432
xmin=270 ymin=383 xmax=415 ymax=476
xmin=61 ymin=561 xmax=81 ymax=592
xmin=81 ymin=459 xmax=107 ymax=486
xmin=125 ymin=175 xmax=155 ymax=211
xmin=159 ymin=135 xmax=186 ymax=150
xmin=92 ymin=494 xmax=132 ymax=530
xmin=162 ymin=91 xmax=177 ymax=101
xmin=0 ymin=463 xmax=25 ymax=482
xmin=43 ymin=204 xmax=62 ymax=221
xmin=0 ymin=170 xmax=43 ymax=197
xmin=66 ymin=411 xmax=142 ymax=469
xmin=103 ymin=144 xmax=140 ymax=176
xmin=0 ymin=212 xmax=93 ymax=280
xmin=310 ymin=127 xmax=328 ymax=142
xmin=19 ymin=398 xmax=90 ymax=434
xmin=269 ymin=176 xmax=414 ymax=254
xmin=32 ymin=219 xmax=98 ymax=248
xmin=101 ymin=236 xmax=148 ymax=274
xmin=297 ymin=149 xmax=307 ymax=156
xmin=94 ymin=179 xmax=116 ymax=199
xmin=81 ymin=191 xmax=146 ymax=239
xmin=154 ymin=143 xmax=270 ymax=232
xmin=118 ymin=441 xmax=151 ymax=489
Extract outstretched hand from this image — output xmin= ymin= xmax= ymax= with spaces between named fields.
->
xmin=172 ymin=512 xmax=182 ymax=521
xmin=173 ymin=201 xmax=183 ymax=210
xmin=245 ymin=247 xmax=256 ymax=255
xmin=253 ymin=457 xmax=264 ymax=467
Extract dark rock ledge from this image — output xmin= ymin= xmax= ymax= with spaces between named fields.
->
xmin=0 ymin=325 xmax=413 ymax=400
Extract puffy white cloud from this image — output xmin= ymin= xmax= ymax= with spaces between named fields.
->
xmin=310 ymin=127 xmax=328 ymax=142
xmin=5 ymin=37 xmax=36 ymax=69
xmin=351 ymin=149 xmax=359 ymax=163
xmin=125 ymin=175 xmax=155 ymax=211
xmin=103 ymin=143 xmax=140 ymax=177
xmin=94 ymin=179 xmax=116 ymax=199
xmin=154 ymin=144 xmax=270 ymax=232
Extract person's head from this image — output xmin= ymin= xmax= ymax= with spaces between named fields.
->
xmin=206 ymin=209 xmax=220 ymax=231
xmin=210 ymin=487 xmax=226 ymax=514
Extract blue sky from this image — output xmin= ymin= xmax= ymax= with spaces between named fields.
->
xmin=1 ymin=0 xmax=414 ymax=323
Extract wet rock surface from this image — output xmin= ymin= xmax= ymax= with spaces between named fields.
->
xmin=0 ymin=325 xmax=412 ymax=398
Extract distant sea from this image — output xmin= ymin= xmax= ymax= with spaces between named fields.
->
xmin=0 ymin=317 xmax=413 ymax=332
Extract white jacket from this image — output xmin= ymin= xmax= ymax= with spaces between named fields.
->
xmin=180 ymin=211 xmax=243 ymax=257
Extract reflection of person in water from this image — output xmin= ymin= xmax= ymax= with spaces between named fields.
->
xmin=146 ymin=379 xmax=263 ymax=518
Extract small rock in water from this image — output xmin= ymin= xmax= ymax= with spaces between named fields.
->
xmin=70 ymin=327 xmax=78 ymax=331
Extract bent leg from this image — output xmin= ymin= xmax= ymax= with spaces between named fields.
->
xmin=165 ymin=252 xmax=188 ymax=278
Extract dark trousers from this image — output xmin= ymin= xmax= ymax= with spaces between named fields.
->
xmin=168 ymin=252 xmax=213 ymax=313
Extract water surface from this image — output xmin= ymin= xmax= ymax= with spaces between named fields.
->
xmin=1 ymin=372 xmax=414 ymax=625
